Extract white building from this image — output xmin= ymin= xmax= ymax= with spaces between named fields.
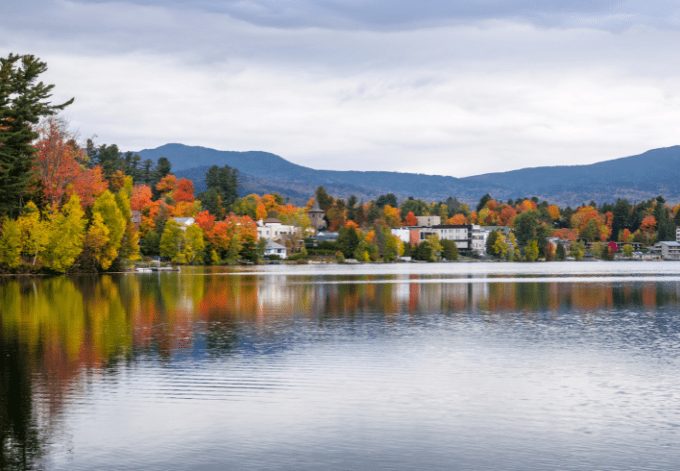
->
xmin=392 ymin=224 xmax=489 ymax=255
xmin=256 ymin=218 xmax=299 ymax=241
xmin=676 ymin=226 xmax=680 ymax=242
xmin=652 ymin=241 xmax=680 ymax=260
xmin=264 ymin=240 xmax=287 ymax=259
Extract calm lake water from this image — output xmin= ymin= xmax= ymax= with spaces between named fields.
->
xmin=2 ymin=262 xmax=680 ymax=470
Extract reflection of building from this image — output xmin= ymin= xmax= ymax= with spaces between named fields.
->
xmin=652 ymin=241 xmax=680 ymax=260
xmin=307 ymin=200 xmax=326 ymax=231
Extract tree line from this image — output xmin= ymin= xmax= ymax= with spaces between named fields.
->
xmin=1 ymin=53 xmax=679 ymax=272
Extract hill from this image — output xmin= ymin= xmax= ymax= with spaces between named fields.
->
xmin=136 ymin=143 xmax=680 ymax=206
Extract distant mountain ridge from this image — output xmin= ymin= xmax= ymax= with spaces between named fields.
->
xmin=136 ymin=143 xmax=680 ymax=206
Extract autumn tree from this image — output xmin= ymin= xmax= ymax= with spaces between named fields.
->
xmin=34 ymin=118 xmax=83 ymax=206
xmin=34 ymin=119 xmax=108 ymax=208
xmin=17 ymin=202 xmax=47 ymax=265
xmin=91 ymin=190 xmax=126 ymax=270
xmin=382 ymin=205 xmax=401 ymax=228
xmin=42 ymin=194 xmax=85 ymax=272
xmin=404 ymin=211 xmax=418 ymax=226
xmin=0 ymin=219 xmax=22 ymax=268
xmin=524 ymin=240 xmax=540 ymax=262
xmin=0 ymin=54 xmax=73 ymax=216
xmin=160 ymin=219 xmax=184 ymax=262
xmin=183 ymin=225 xmax=205 ymax=264
xmin=85 ymin=212 xmax=110 ymax=269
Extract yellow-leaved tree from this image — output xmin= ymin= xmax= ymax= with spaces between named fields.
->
xmin=17 ymin=201 xmax=48 ymax=265
xmin=0 ymin=218 xmax=22 ymax=268
xmin=91 ymin=190 xmax=126 ymax=270
xmin=42 ymin=194 xmax=86 ymax=272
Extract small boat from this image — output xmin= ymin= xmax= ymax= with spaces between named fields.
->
xmin=135 ymin=267 xmax=153 ymax=273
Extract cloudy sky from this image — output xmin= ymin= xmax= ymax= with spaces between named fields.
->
xmin=2 ymin=0 xmax=680 ymax=176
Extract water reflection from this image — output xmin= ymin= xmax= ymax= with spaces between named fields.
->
xmin=1 ymin=267 xmax=680 ymax=469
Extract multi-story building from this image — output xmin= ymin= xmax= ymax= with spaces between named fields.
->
xmin=400 ymin=224 xmax=487 ymax=256
xmin=256 ymin=218 xmax=300 ymax=241
xmin=676 ymin=226 xmax=680 ymax=243
xmin=652 ymin=241 xmax=680 ymax=260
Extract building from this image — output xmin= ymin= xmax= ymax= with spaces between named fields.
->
xmin=416 ymin=215 xmax=441 ymax=227
xmin=308 ymin=200 xmax=326 ymax=231
xmin=410 ymin=224 xmax=487 ymax=256
xmin=264 ymin=240 xmax=287 ymax=259
xmin=256 ymin=218 xmax=299 ymax=241
xmin=677 ymin=226 xmax=680 ymax=242
xmin=652 ymin=241 xmax=680 ymax=260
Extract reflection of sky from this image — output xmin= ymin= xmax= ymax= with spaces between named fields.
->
xmin=50 ymin=313 xmax=680 ymax=470
xmin=3 ymin=265 xmax=680 ymax=470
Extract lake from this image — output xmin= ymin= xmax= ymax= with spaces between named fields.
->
xmin=2 ymin=262 xmax=680 ymax=470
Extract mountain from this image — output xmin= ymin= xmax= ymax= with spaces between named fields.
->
xmin=136 ymin=143 xmax=680 ymax=206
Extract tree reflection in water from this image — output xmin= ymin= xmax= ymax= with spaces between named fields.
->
xmin=1 ymin=268 xmax=679 ymax=469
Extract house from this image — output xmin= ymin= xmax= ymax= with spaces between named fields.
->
xmin=651 ymin=241 xmax=680 ymax=260
xmin=264 ymin=240 xmax=287 ymax=259
xmin=677 ymin=226 xmax=680 ymax=243
xmin=416 ymin=215 xmax=441 ymax=227
xmin=173 ymin=217 xmax=195 ymax=230
xmin=257 ymin=218 xmax=299 ymax=241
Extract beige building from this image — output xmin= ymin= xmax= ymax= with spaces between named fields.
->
xmin=415 ymin=215 xmax=441 ymax=227
xmin=256 ymin=218 xmax=300 ymax=241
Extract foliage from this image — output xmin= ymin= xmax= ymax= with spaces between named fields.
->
xmin=0 ymin=53 xmax=73 ymax=217
xmin=0 ymin=219 xmax=22 ymax=268
xmin=41 ymin=194 xmax=85 ymax=272
xmin=441 ymin=239 xmax=459 ymax=261
xmin=91 ymin=190 xmax=126 ymax=270
xmin=524 ymin=240 xmax=539 ymax=262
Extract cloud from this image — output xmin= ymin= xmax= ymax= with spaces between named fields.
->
xmin=1 ymin=0 xmax=680 ymax=177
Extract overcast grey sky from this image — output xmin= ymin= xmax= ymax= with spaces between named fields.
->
xmin=2 ymin=0 xmax=680 ymax=176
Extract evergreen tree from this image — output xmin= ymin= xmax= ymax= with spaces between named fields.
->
xmin=654 ymin=196 xmax=675 ymax=241
xmin=556 ymin=242 xmax=566 ymax=261
xmin=375 ymin=193 xmax=398 ymax=208
xmin=315 ymin=186 xmax=333 ymax=211
xmin=477 ymin=193 xmax=493 ymax=212
xmin=337 ymin=225 xmax=360 ymax=258
xmin=0 ymin=54 xmax=73 ymax=216
xmin=205 ymin=165 xmax=238 ymax=208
